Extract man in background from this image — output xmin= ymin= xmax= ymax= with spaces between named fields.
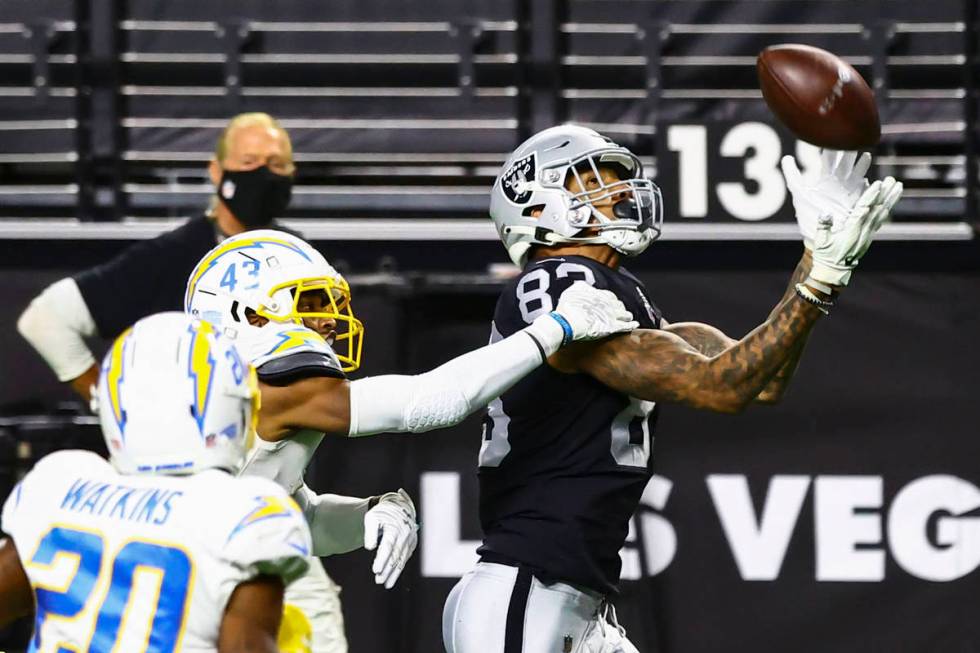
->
xmin=18 ymin=111 xmax=297 ymax=400
xmin=15 ymin=111 xmax=361 ymax=652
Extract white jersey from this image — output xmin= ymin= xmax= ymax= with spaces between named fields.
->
xmin=234 ymin=323 xmax=351 ymax=653
xmin=2 ymin=450 xmax=312 ymax=653
xmin=237 ymin=323 xmax=345 ymax=496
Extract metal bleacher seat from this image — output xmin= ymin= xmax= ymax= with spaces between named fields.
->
xmin=0 ymin=2 xmax=78 ymax=220
xmin=0 ymin=0 xmax=974 ymax=242
xmin=561 ymin=0 xmax=973 ymax=239
xmin=119 ymin=0 xmax=521 ymax=226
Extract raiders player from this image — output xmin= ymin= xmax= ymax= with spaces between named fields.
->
xmin=185 ymin=229 xmax=639 ymax=652
xmin=442 ymin=125 xmax=903 ymax=652
xmin=0 ymin=313 xmax=312 ymax=653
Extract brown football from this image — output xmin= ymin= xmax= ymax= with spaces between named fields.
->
xmin=757 ymin=44 xmax=880 ymax=149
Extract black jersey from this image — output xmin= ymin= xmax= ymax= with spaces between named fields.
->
xmin=74 ymin=216 xmax=300 ymax=338
xmin=477 ymin=255 xmax=662 ymax=595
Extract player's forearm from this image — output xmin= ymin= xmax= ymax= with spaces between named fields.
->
xmin=294 ymin=486 xmax=372 ymax=556
xmin=755 ymin=253 xmax=815 ymax=403
xmin=664 ymin=322 xmax=803 ymax=406
xmin=702 ymin=292 xmax=822 ymax=411
xmin=589 ymin=293 xmax=823 ymax=413
xmin=218 ymin=576 xmax=284 ymax=653
xmin=347 ymin=315 xmax=565 ymax=437
xmin=663 ymin=257 xmax=813 ymax=406
xmin=68 ymin=364 xmax=100 ymax=402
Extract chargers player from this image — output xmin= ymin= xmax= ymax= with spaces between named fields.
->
xmin=0 ymin=312 xmax=313 ymax=652
xmin=185 ymin=229 xmax=640 ymax=652
xmin=442 ymin=125 xmax=903 ymax=652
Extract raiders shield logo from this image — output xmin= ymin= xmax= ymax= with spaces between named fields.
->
xmin=501 ymin=153 xmax=536 ymax=204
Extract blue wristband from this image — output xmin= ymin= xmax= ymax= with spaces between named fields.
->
xmin=548 ymin=312 xmax=574 ymax=347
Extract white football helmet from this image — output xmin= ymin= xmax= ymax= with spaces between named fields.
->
xmin=96 ymin=312 xmax=259 ymax=476
xmin=184 ymin=229 xmax=364 ymax=371
xmin=489 ymin=124 xmax=663 ymax=266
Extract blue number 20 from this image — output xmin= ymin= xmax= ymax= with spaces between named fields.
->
xmin=28 ymin=526 xmax=193 ymax=653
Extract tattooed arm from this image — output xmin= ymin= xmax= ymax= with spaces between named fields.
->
xmin=549 ymin=254 xmax=826 ymax=414
xmin=662 ymin=250 xmax=815 ymax=404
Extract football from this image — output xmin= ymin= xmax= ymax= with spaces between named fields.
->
xmin=757 ymin=44 xmax=880 ymax=149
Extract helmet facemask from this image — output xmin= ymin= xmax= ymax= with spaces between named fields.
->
xmin=549 ymin=150 xmax=663 ymax=254
xmin=257 ymin=276 xmax=364 ymax=372
xmin=490 ymin=125 xmax=667 ymax=265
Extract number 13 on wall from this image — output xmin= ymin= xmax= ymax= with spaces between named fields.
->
xmin=658 ymin=122 xmax=821 ymax=222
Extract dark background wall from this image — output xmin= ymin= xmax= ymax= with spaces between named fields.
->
xmin=2 ymin=240 xmax=978 ymax=652
xmin=1 ymin=0 xmax=979 ymax=650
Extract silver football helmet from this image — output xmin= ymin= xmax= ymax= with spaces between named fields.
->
xmin=489 ymin=124 xmax=663 ymax=266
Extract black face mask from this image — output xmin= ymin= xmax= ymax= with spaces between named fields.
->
xmin=217 ymin=166 xmax=293 ymax=227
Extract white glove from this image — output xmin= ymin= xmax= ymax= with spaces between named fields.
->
xmin=851 ymin=175 xmax=904 ymax=261
xmin=781 ymin=149 xmax=873 ymax=249
xmin=584 ymin=604 xmax=641 ymax=653
xmin=808 ymin=181 xmax=883 ymax=286
xmin=363 ymin=489 xmax=418 ymax=589
xmin=553 ymin=281 xmax=638 ymax=342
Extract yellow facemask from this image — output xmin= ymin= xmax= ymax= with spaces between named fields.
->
xmin=255 ymin=276 xmax=364 ymax=372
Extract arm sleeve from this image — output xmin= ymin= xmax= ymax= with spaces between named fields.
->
xmin=347 ymin=313 xmax=566 ymax=437
xmin=17 ymin=278 xmax=98 ymax=381
xmin=292 ymin=485 xmax=372 ymax=557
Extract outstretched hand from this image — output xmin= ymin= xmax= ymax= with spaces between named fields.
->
xmin=783 ymin=149 xmax=903 ymax=288
xmin=554 ymin=281 xmax=638 ymax=341
xmin=782 ymin=149 xmax=872 ymax=248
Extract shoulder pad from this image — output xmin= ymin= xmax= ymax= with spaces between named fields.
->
xmin=257 ymin=351 xmax=345 ymax=386
xmin=245 ymin=324 xmax=345 ymax=385
xmin=34 ymin=450 xmax=110 ymax=478
xmin=3 ymin=450 xmax=109 ymax=536
xmin=222 ymin=484 xmax=312 ymax=585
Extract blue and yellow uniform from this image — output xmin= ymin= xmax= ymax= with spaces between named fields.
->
xmin=1 ymin=450 xmax=311 ymax=652
xmin=234 ymin=321 xmax=348 ymax=653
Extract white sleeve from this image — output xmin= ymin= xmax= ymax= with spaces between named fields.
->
xmin=292 ymin=485 xmax=371 ymax=557
xmin=17 ymin=278 xmax=98 ymax=382
xmin=347 ymin=313 xmax=566 ymax=437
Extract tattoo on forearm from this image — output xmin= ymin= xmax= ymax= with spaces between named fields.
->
xmin=757 ymin=252 xmax=814 ymax=400
xmin=709 ymin=293 xmax=820 ymax=405
xmin=588 ymin=255 xmax=823 ymax=410
xmin=668 ymin=325 xmax=730 ymax=357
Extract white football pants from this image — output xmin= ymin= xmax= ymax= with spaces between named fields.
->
xmin=283 ymin=557 xmax=348 ymax=653
xmin=443 ymin=562 xmax=640 ymax=653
